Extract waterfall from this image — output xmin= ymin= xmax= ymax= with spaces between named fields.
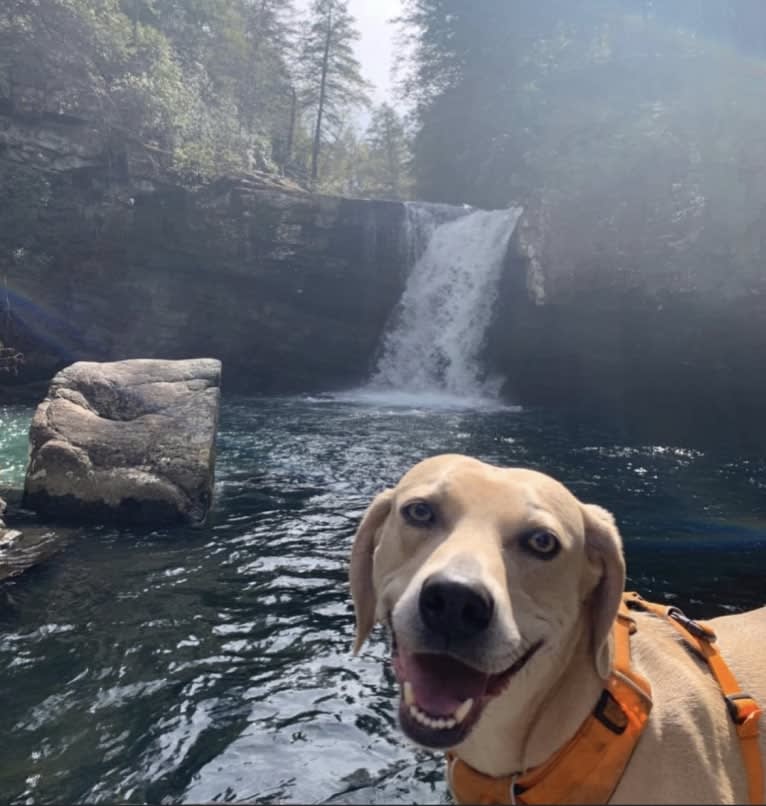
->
xmin=367 ymin=203 xmax=523 ymax=403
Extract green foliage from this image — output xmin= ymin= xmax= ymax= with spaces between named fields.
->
xmin=360 ymin=103 xmax=412 ymax=200
xmin=0 ymin=0 xmax=299 ymax=178
xmin=315 ymin=126 xmax=368 ymax=196
xmin=399 ymin=0 xmax=766 ymax=206
xmin=0 ymin=0 xmax=418 ymax=194
xmin=311 ymin=105 xmax=413 ymax=200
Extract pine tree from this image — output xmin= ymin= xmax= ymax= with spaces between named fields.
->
xmin=236 ymin=0 xmax=295 ymax=138
xmin=318 ymin=125 xmax=367 ymax=196
xmin=363 ymin=103 xmax=412 ymax=199
xmin=299 ymin=0 xmax=370 ymax=184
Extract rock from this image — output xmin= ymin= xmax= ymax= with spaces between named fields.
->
xmin=1 ymin=153 xmax=407 ymax=396
xmin=23 ymin=358 xmax=221 ymax=525
xmin=0 ymin=528 xmax=21 ymax=549
xmin=0 ymin=526 xmax=67 ymax=582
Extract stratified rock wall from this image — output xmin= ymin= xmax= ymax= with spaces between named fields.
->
xmin=2 ymin=96 xmax=765 ymax=451
xmin=486 ymin=237 xmax=766 ymax=451
xmin=0 ymin=115 xmax=407 ymax=394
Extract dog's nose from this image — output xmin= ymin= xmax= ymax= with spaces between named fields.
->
xmin=419 ymin=574 xmax=494 ymax=640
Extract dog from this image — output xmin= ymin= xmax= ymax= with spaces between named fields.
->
xmin=349 ymin=454 xmax=765 ymax=804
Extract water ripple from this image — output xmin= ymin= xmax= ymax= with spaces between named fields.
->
xmin=0 ymin=397 xmax=764 ymax=803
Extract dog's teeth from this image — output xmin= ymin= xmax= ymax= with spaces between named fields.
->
xmin=453 ymin=698 xmax=473 ymax=724
xmin=403 ymin=681 xmax=415 ymax=706
xmin=408 ymin=704 xmax=456 ymax=730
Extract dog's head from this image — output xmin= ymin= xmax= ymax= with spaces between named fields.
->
xmin=349 ymin=454 xmax=624 ymax=751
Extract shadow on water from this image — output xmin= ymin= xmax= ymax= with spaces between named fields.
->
xmin=0 ymin=396 xmax=764 ymax=803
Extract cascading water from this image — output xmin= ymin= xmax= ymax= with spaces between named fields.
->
xmin=367 ymin=203 xmax=523 ymax=404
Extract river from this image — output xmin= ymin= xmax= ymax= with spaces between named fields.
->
xmin=1 ymin=395 xmax=764 ymax=803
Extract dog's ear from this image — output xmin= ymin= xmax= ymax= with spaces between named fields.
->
xmin=349 ymin=489 xmax=394 ymax=654
xmin=582 ymin=503 xmax=626 ymax=679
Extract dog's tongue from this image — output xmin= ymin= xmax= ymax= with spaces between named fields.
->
xmin=397 ymin=648 xmax=489 ymax=717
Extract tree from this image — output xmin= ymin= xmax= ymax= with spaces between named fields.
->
xmin=396 ymin=0 xmax=618 ymax=203
xmin=299 ymin=0 xmax=370 ymax=184
xmin=0 ymin=0 xmax=305 ymax=178
xmin=236 ymin=0 xmax=295 ymax=135
xmin=317 ymin=125 xmax=367 ymax=196
xmin=397 ymin=0 xmax=766 ymax=206
xmin=362 ymin=103 xmax=412 ymax=199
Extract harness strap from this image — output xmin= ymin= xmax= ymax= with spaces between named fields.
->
xmin=447 ymin=610 xmax=652 ymax=804
xmin=446 ymin=593 xmax=764 ymax=805
xmin=625 ymin=592 xmax=764 ymax=805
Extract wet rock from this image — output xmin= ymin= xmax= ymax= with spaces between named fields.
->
xmin=23 ymin=358 xmax=221 ymax=525
xmin=0 ymin=526 xmax=68 ymax=582
xmin=0 ymin=124 xmax=407 ymax=397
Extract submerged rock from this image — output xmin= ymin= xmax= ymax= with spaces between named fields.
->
xmin=23 ymin=358 xmax=221 ymax=525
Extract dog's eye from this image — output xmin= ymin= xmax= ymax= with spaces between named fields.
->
xmin=521 ymin=530 xmax=560 ymax=559
xmin=402 ymin=501 xmax=434 ymax=526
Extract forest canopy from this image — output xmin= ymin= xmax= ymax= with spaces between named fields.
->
xmin=4 ymin=0 xmax=766 ymax=202
xmin=0 ymin=0 xmax=410 ymax=197
xmin=398 ymin=0 xmax=766 ymax=206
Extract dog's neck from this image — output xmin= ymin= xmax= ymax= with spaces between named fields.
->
xmin=453 ymin=621 xmax=606 ymax=777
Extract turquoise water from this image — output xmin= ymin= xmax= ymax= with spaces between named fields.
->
xmin=0 ymin=396 xmax=764 ymax=803
xmin=0 ymin=405 xmax=32 ymax=488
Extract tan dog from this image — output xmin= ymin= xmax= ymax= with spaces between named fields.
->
xmin=349 ymin=454 xmax=766 ymax=804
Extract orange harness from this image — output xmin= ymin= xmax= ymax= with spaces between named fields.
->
xmin=446 ymin=592 xmax=763 ymax=805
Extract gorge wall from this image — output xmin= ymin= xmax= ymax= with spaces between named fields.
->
xmin=0 ymin=113 xmax=407 ymax=396
xmin=488 ymin=240 xmax=766 ymax=452
xmin=481 ymin=17 xmax=766 ymax=452
xmin=2 ymin=97 xmax=766 ymax=452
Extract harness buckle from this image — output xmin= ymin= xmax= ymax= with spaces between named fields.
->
xmin=725 ymin=693 xmax=760 ymax=726
xmin=509 ymin=773 xmax=520 ymax=806
xmin=666 ymin=606 xmax=717 ymax=642
xmin=594 ymin=688 xmax=629 ymax=734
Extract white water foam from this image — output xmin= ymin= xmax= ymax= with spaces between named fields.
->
xmin=330 ymin=387 xmax=521 ymax=413
xmin=366 ymin=203 xmax=523 ymax=405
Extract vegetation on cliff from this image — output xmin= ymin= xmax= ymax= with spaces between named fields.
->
xmin=398 ymin=0 xmax=766 ymax=208
xmin=0 ymin=0 xmax=411 ymax=195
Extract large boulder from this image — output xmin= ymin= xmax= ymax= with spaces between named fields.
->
xmin=23 ymin=358 xmax=221 ymax=525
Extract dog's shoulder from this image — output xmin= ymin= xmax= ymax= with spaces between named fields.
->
xmin=612 ymin=606 xmax=764 ymax=804
xmin=708 ymin=605 xmax=766 ymax=706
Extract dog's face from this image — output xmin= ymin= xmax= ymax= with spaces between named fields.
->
xmin=349 ymin=454 xmax=625 ymax=751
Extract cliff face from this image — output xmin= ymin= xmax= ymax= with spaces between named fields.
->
xmin=2 ymin=109 xmax=765 ymax=452
xmin=487 ymin=233 xmax=766 ymax=451
xmin=0 ymin=113 xmax=407 ymax=395
xmin=477 ymin=18 xmax=766 ymax=452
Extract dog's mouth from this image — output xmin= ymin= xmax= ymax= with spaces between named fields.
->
xmin=391 ymin=635 xmax=543 ymax=749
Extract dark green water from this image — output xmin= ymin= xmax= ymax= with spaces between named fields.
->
xmin=0 ymin=396 xmax=764 ymax=804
